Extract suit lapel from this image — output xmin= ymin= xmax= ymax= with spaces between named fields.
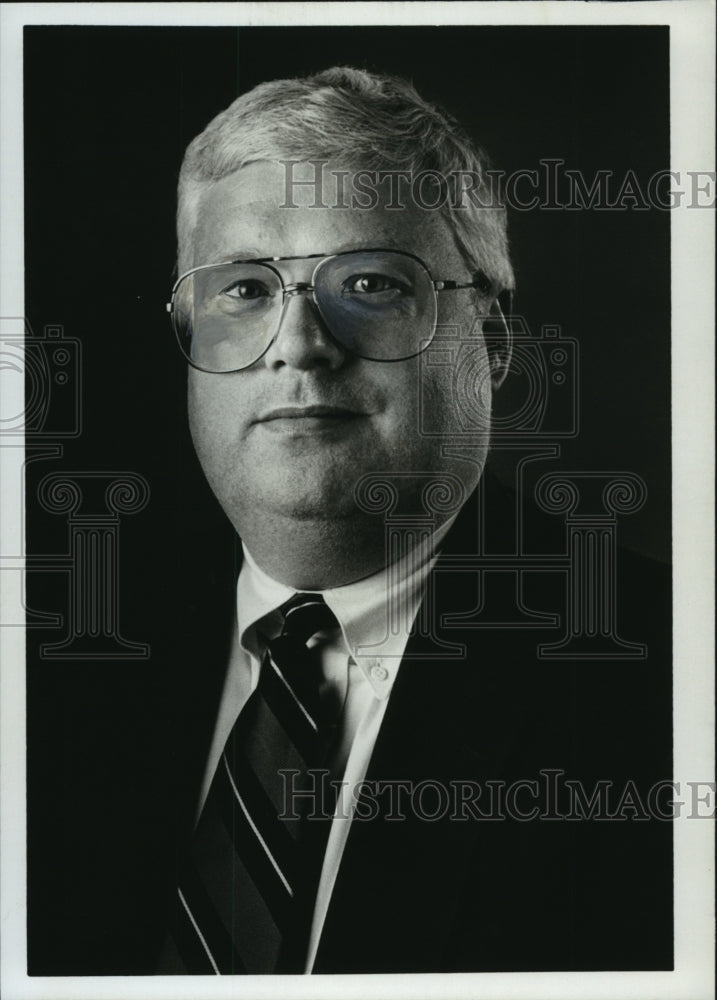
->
xmin=314 ymin=482 xmax=532 ymax=973
xmin=171 ymin=532 xmax=242 ymax=850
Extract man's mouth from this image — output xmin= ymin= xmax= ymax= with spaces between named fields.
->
xmin=256 ymin=404 xmax=364 ymax=421
xmin=253 ymin=404 xmax=366 ymax=434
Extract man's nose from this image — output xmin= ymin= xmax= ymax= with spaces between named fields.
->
xmin=262 ymin=288 xmax=346 ymax=372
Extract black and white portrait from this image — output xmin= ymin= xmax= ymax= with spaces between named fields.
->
xmin=1 ymin=4 xmax=713 ymax=999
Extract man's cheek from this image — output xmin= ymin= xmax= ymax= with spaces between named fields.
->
xmin=186 ymin=373 xmax=206 ymax=439
xmin=419 ymin=370 xmax=455 ymax=437
xmin=188 ymin=383 xmax=231 ymax=473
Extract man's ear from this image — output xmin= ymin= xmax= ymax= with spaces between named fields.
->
xmin=484 ymin=290 xmax=513 ymax=389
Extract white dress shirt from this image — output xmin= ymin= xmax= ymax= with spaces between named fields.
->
xmin=198 ymin=522 xmax=454 ymax=973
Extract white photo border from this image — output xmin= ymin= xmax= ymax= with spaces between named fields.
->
xmin=1 ymin=3 xmax=714 ymax=999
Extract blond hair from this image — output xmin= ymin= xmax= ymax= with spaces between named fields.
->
xmin=177 ymin=66 xmax=514 ymax=292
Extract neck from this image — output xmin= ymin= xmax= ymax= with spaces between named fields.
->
xmin=236 ymin=509 xmax=448 ymax=590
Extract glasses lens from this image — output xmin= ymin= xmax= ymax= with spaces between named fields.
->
xmin=313 ymin=250 xmax=437 ymax=361
xmin=172 ymin=262 xmax=282 ymax=372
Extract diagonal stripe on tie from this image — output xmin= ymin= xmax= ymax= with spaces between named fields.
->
xmin=159 ymin=592 xmax=340 ymax=975
xmin=251 ymin=660 xmax=319 ymax=765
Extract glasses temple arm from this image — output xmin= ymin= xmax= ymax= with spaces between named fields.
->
xmin=433 ymin=270 xmax=494 ymax=295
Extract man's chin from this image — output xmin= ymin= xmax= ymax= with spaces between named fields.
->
xmin=229 ymin=480 xmax=365 ymax=526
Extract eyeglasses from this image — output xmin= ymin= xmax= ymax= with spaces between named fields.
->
xmin=167 ymin=248 xmax=493 ymax=374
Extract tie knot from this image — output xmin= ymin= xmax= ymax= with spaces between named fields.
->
xmin=280 ymin=593 xmax=337 ymax=643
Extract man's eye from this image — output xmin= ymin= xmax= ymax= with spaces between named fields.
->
xmin=344 ymin=273 xmax=406 ymax=295
xmin=223 ymin=280 xmax=270 ymax=300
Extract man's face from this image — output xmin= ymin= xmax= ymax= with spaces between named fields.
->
xmin=185 ymin=160 xmax=495 ymax=535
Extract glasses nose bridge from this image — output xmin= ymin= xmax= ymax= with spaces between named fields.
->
xmin=274 ymin=275 xmax=327 ymax=347
xmin=270 ymin=251 xmax=323 ymax=291
xmin=267 ymin=273 xmax=343 ymax=370
xmin=282 ymin=280 xmax=316 ymax=300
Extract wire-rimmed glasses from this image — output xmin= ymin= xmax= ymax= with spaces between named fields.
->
xmin=167 ymin=247 xmax=493 ymax=374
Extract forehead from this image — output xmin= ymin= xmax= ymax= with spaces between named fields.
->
xmin=190 ymin=160 xmax=463 ymax=271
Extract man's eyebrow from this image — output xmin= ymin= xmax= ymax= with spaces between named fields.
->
xmin=218 ymin=248 xmax=265 ymax=263
xmin=218 ymin=239 xmax=408 ymax=263
xmin=328 ymin=239 xmax=408 ymax=255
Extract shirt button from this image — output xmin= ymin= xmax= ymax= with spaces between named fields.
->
xmin=370 ymin=663 xmax=389 ymax=683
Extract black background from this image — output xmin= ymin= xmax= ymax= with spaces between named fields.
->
xmin=24 ymin=25 xmax=671 ymax=561
xmin=24 ymin=25 xmax=671 ymax=975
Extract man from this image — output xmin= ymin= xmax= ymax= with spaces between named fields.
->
xmin=157 ymin=65 xmax=515 ymax=973
xmin=150 ymin=66 xmax=672 ymax=976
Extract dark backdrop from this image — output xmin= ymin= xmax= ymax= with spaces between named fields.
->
xmin=24 ymin=25 xmax=671 ymax=975
xmin=24 ymin=24 xmax=671 ymax=562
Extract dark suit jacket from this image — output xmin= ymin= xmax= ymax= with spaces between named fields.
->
xmin=26 ymin=473 xmax=672 ymax=975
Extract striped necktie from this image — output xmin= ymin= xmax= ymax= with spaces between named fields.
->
xmin=161 ymin=593 xmax=340 ymax=974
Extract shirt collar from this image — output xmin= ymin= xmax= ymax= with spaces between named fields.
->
xmin=237 ymin=516 xmax=456 ymax=699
